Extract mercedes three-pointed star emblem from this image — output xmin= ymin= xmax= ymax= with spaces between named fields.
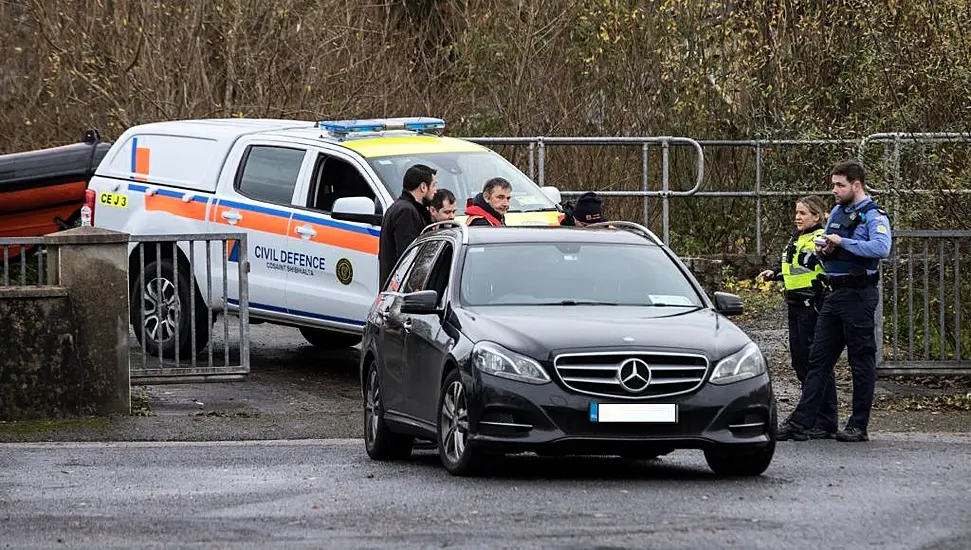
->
xmin=617 ymin=358 xmax=651 ymax=393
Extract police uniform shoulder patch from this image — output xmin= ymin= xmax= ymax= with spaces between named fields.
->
xmin=336 ymin=258 xmax=354 ymax=285
xmin=876 ymin=225 xmax=888 ymax=234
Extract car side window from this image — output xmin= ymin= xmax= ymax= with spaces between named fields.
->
xmin=306 ymin=153 xmax=379 ymax=214
xmin=235 ymin=145 xmax=306 ymax=205
xmin=386 ymin=245 xmax=422 ymax=293
xmin=423 ymin=243 xmax=454 ymax=306
xmin=402 ymin=241 xmax=445 ymax=293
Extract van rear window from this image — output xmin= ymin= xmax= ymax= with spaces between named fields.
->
xmin=236 ymin=146 xmax=305 ymax=204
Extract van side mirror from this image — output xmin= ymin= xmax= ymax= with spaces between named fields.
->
xmin=401 ymin=290 xmax=440 ymax=315
xmin=713 ymin=291 xmax=744 ymax=317
xmin=332 ymin=196 xmax=382 ymax=226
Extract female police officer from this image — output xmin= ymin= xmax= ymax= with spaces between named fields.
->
xmin=758 ymin=195 xmax=838 ymax=439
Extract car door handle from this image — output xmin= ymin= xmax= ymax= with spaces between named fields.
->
xmin=402 ymin=318 xmax=413 ymax=332
xmin=221 ymin=210 xmax=243 ymax=224
xmin=295 ymin=224 xmax=316 ymax=239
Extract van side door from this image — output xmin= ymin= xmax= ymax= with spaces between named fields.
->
xmin=210 ymin=139 xmax=313 ymax=316
xmin=284 ymin=147 xmax=385 ymax=331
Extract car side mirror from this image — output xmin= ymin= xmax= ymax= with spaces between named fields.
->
xmin=713 ymin=291 xmax=744 ymax=317
xmin=332 ymin=196 xmax=382 ymax=226
xmin=540 ymin=186 xmax=562 ymax=205
xmin=401 ymin=290 xmax=441 ymax=315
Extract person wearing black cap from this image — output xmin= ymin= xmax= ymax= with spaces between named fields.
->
xmin=560 ymin=191 xmax=605 ymax=226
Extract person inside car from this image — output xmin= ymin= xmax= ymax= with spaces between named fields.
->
xmin=559 ymin=191 xmax=605 ymax=226
xmin=464 ymin=177 xmax=512 ymax=226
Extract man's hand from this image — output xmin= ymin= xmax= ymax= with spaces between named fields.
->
xmin=757 ymin=269 xmax=774 ymax=282
xmin=815 ymin=234 xmax=840 ymax=254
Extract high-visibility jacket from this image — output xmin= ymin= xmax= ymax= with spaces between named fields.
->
xmin=777 ymin=226 xmax=825 ymax=302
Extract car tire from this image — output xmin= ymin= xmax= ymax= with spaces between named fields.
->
xmin=363 ymin=363 xmax=414 ymax=460
xmin=300 ymin=327 xmax=362 ymax=349
xmin=130 ymin=257 xmax=210 ymax=359
xmin=704 ymin=441 xmax=775 ymax=476
xmin=437 ymin=370 xmax=488 ymax=476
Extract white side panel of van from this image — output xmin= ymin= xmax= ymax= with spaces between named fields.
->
xmin=103 ymin=133 xmax=223 ymax=192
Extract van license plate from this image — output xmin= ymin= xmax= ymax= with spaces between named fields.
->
xmin=589 ymin=403 xmax=677 ymax=423
xmin=99 ymin=191 xmax=129 ymax=209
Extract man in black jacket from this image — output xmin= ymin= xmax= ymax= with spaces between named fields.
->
xmin=378 ymin=164 xmax=437 ymax=288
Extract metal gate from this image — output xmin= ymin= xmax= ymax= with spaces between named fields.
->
xmin=879 ymin=230 xmax=971 ymax=374
xmin=129 ymin=233 xmax=250 ymax=383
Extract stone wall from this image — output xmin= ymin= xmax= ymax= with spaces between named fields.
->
xmin=0 ymin=226 xmax=131 ymax=421
xmin=0 ymin=287 xmax=96 ymax=419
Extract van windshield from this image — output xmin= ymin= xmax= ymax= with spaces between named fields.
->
xmin=365 ymin=151 xmax=557 ymax=214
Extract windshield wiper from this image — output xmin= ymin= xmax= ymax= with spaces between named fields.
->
xmin=543 ymin=300 xmax=620 ymax=306
xmin=645 ymin=303 xmax=704 ymax=309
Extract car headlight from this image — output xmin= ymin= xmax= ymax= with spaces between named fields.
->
xmin=708 ymin=342 xmax=766 ymax=385
xmin=472 ymin=341 xmax=550 ymax=384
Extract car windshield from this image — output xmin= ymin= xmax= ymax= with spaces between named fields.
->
xmin=459 ymin=242 xmax=704 ymax=307
xmin=365 ymin=151 xmax=558 ymax=215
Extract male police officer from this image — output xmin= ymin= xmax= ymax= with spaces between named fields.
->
xmin=778 ymin=160 xmax=892 ymax=443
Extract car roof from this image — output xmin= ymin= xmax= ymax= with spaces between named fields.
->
xmin=429 ymin=226 xmax=659 ymax=247
xmin=122 ymin=118 xmax=489 ymax=158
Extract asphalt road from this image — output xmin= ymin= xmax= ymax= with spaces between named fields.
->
xmin=1 ymin=434 xmax=969 ymax=549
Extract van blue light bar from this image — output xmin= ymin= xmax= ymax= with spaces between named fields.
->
xmin=316 ymin=117 xmax=445 ymax=137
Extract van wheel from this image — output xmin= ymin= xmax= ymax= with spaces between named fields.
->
xmin=299 ymin=327 xmax=361 ymax=349
xmin=131 ymin=257 xmax=209 ymax=359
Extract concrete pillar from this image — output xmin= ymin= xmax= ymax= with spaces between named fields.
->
xmin=44 ymin=226 xmax=131 ymax=415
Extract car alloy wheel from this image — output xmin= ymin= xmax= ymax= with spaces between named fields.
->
xmin=437 ymin=370 xmax=488 ymax=476
xmin=363 ymin=364 xmax=413 ymax=460
xmin=143 ymin=275 xmax=180 ymax=344
xmin=441 ymin=379 xmax=469 ymax=464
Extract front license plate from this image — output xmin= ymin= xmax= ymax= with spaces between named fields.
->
xmin=589 ymin=402 xmax=677 ymax=423
xmin=98 ymin=191 xmax=129 ymax=208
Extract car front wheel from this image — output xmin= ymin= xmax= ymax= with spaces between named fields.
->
xmin=364 ymin=364 xmax=413 ymax=460
xmin=437 ymin=370 xmax=488 ymax=476
xmin=704 ymin=441 xmax=775 ymax=476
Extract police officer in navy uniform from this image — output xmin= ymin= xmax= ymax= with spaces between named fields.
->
xmin=778 ymin=160 xmax=892 ymax=443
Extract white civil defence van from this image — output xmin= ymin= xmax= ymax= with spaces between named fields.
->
xmin=85 ymin=117 xmax=564 ymax=357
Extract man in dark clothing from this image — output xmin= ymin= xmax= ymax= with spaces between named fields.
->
xmin=464 ymin=177 xmax=512 ymax=226
xmin=559 ymin=191 xmax=604 ymax=226
xmin=377 ymin=164 xmax=436 ymax=289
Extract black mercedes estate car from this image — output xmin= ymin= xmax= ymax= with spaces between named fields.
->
xmin=360 ymin=221 xmax=776 ymax=476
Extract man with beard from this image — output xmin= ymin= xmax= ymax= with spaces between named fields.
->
xmin=777 ymin=160 xmax=892 ymax=443
xmin=378 ymin=164 xmax=436 ymax=288
xmin=464 ymin=177 xmax=512 ymax=226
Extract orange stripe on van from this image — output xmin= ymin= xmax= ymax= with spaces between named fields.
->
xmin=296 ymin=222 xmax=379 ymax=255
xmin=134 ymin=147 xmax=151 ymax=182
xmin=212 ymin=204 xmax=290 ymax=235
xmin=144 ymin=194 xmax=209 ymax=221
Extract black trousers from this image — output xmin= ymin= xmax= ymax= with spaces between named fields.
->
xmin=787 ymin=301 xmax=838 ymax=432
xmin=790 ymin=284 xmax=879 ymax=432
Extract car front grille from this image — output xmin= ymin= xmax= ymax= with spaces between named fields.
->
xmin=552 ymin=351 xmax=709 ymax=399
